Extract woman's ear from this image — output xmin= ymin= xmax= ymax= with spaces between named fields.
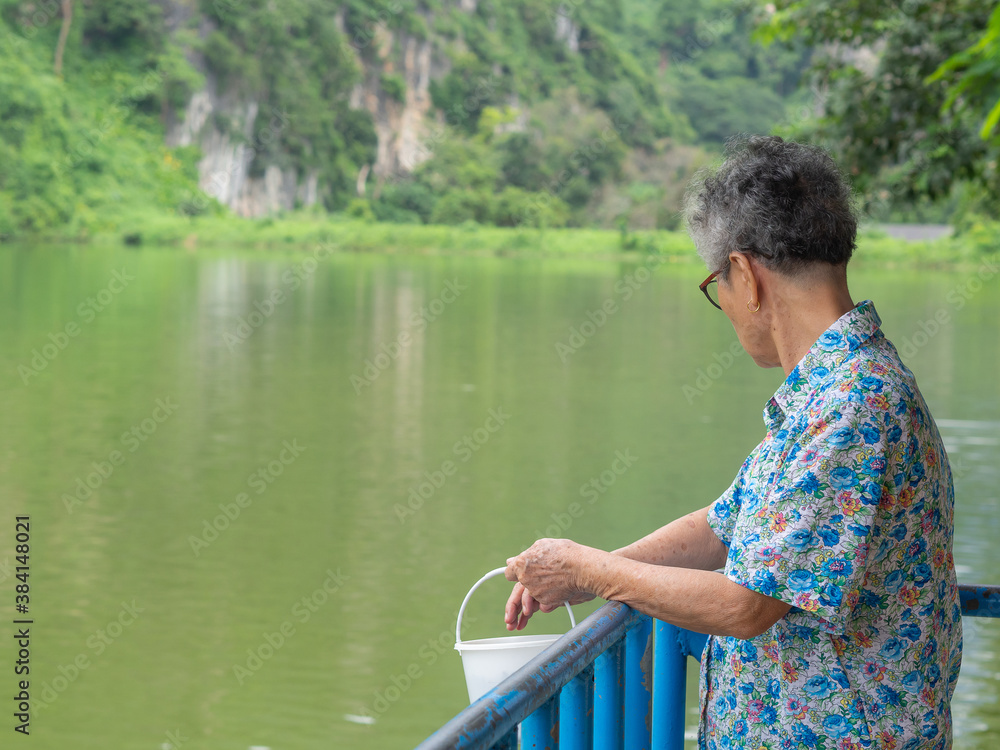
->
xmin=728 ymin=252 xmax=760 ymax=309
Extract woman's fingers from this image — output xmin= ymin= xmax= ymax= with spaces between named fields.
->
xmin=516 ymin=587 xmax=540 ymax=630
xmin=504 ymin=582 xmax=542 ymax=631
xmin=505 ymin=582 xmax=527 ymax=630
xmin=504 ymin=541 xmax=591 ymax=628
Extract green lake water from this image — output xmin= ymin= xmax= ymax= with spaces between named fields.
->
xmin=0 ymin=245 xmax=998 ymax=749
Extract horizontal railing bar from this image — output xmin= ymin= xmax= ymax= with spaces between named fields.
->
xmin=415 ymin=602 xmax=647 ymax=750
xmin=419 ymin=583 xmax=1000 ymax=750
xmin=959 ymin=584 xmax=1000 ymax=617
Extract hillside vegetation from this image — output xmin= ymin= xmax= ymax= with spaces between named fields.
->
xmin=0 ymin=0 xmax=807 ymax=239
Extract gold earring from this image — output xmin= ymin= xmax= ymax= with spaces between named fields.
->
xmin=747 ymin=299 xmax=760 ymax=313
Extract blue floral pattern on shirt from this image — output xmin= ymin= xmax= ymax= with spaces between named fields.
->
xmin=702 ymin=301 xmax=962 ymax=750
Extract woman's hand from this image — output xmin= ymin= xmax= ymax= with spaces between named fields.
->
xmin=504 ymin=582 xmax=542 ymax=631
xmin=503 ymin=539 xmax=597 ymax=630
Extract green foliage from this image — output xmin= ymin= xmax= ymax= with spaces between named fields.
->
xmin=0 ymin=19 xmax=204 ymax=237
xmin=158 ymin=38 xmax=205 ymax=111
xmin=81 ymin=0 xmax=164 ymax=51
xmin=346 ymin=198 xmax=376 ymax=221
xmin=957 ymin=216 xmax=1000 ymax=254
xmin=760 ymin=0 xmax=998 ymax=217
xmin=198 ymin=0 xmax=376 ymax=209
xmin=375 ymin=179 xmax=437 ymax=223
xmin=673 ymin=73 xmax=786 ymax=144
xmin=497 ymin=133 xmax=547 ymax=190
xmin=428 ymin=53 xmax=507 ymax=134
xmin=414 ymin=138 xmax=500 ymax=193
xmin=650 ymin=0 xmax=809 ymax=146
xmin=931 ymin=4 xmax=1000 ymax=141
xmin=380 ymin=72 xmax=406 ymax=103
xmin=386 ymin=87 xmax=640 ymax=228
xmin=492 ymin=186 xmax=569 ymax=228
xmin=429 ymin=0 xmax=689 ymax=146
xmin=1 ymin=0 xmax=810 ymax=238
xmin=201 ymin=31 xmax=243 ymax=84
xmin=429 ymin=189 xmax=494 ymax=225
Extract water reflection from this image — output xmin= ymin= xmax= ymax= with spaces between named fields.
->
xmin=0 ymin=247 xmax=997 ymax=749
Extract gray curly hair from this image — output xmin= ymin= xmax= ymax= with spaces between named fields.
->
xmin=684 ymin=135 xmax=857 ymax=277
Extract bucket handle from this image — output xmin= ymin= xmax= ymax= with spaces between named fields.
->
xmin=455 ymin=567 xmax=577 ymax=645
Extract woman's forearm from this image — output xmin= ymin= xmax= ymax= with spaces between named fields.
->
xmin=612 ymin=506 xmax=728 ymax=571
xmin=579 ymin=550 xmax=788 ymax=639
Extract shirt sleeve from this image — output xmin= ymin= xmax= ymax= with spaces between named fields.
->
xmin=724 ymin=399 xmax=887 ymax=634
xmin=707 ymin=449 xmax=757 ymax=548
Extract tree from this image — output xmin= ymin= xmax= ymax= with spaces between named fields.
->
xmin=647 ymin=0 xmax=809 ymax=147
xmin=54 ymin=0 xmax=72 ymax=77
xmin=758 ymin=0 xmax=998 ymax=215
xmin=931 ymin=4 xmax=1000 ymax=142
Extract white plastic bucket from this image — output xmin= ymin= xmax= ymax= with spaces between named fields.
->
xmin=454 ymin=567 xmax=576 ymax=703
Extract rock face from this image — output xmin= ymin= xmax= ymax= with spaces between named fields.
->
xmin=167 ymin=85 xmax=317 ymax=218
xmin=165 ymin=2 xmax=454 ymax=217
xmin=352 ymin=30 xmax=441 ymax=183
xmin=554 ymin=5 xmax=580 ymax=54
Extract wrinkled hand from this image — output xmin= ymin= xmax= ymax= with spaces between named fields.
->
xmin=503 ymin=539 xmax=597 ymax=631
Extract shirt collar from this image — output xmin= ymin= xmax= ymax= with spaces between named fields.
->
xmin=764 ymin=300 xmax=883 ymax=430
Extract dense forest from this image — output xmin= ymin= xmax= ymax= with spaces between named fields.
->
xmin=0 ymin=0 xmax=996 ymax=240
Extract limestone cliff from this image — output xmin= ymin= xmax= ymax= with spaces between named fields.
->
xmin=345 ymin=23 xmax=447 ymax=192
xmin=165 ymin=2 xmax=455 ymax=218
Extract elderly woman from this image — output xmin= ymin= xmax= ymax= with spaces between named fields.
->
xmin=504 ymin=136 xmax=963 ymax=748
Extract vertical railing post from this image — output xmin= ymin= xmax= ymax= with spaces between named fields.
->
xmin=420 ymin=590 xmax=1000 ymax=750
xmin=651 ymin=620 xmax=686 ymax=750
xmin=559 ymin=665 xmax=593 ymax=750
xmin=624 ymin=617 xmax=653 ymax=750
xmin=522 ymin=695 xmax=559 ymax=749
xmin=594 ymin=639 xmax=624 ymax=750
xmin=490 ymin=728 xmax=518 ymax=750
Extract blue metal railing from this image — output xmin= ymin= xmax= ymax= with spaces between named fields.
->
xmin=417 ymin=584 xmax=1000 ymax=750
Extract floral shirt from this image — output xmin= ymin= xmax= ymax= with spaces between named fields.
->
xmin=701 ymin=301 xmax=962 ymax=750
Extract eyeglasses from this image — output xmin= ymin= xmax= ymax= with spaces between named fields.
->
xmin=699 ymin=270 xmax=723 ymax=310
